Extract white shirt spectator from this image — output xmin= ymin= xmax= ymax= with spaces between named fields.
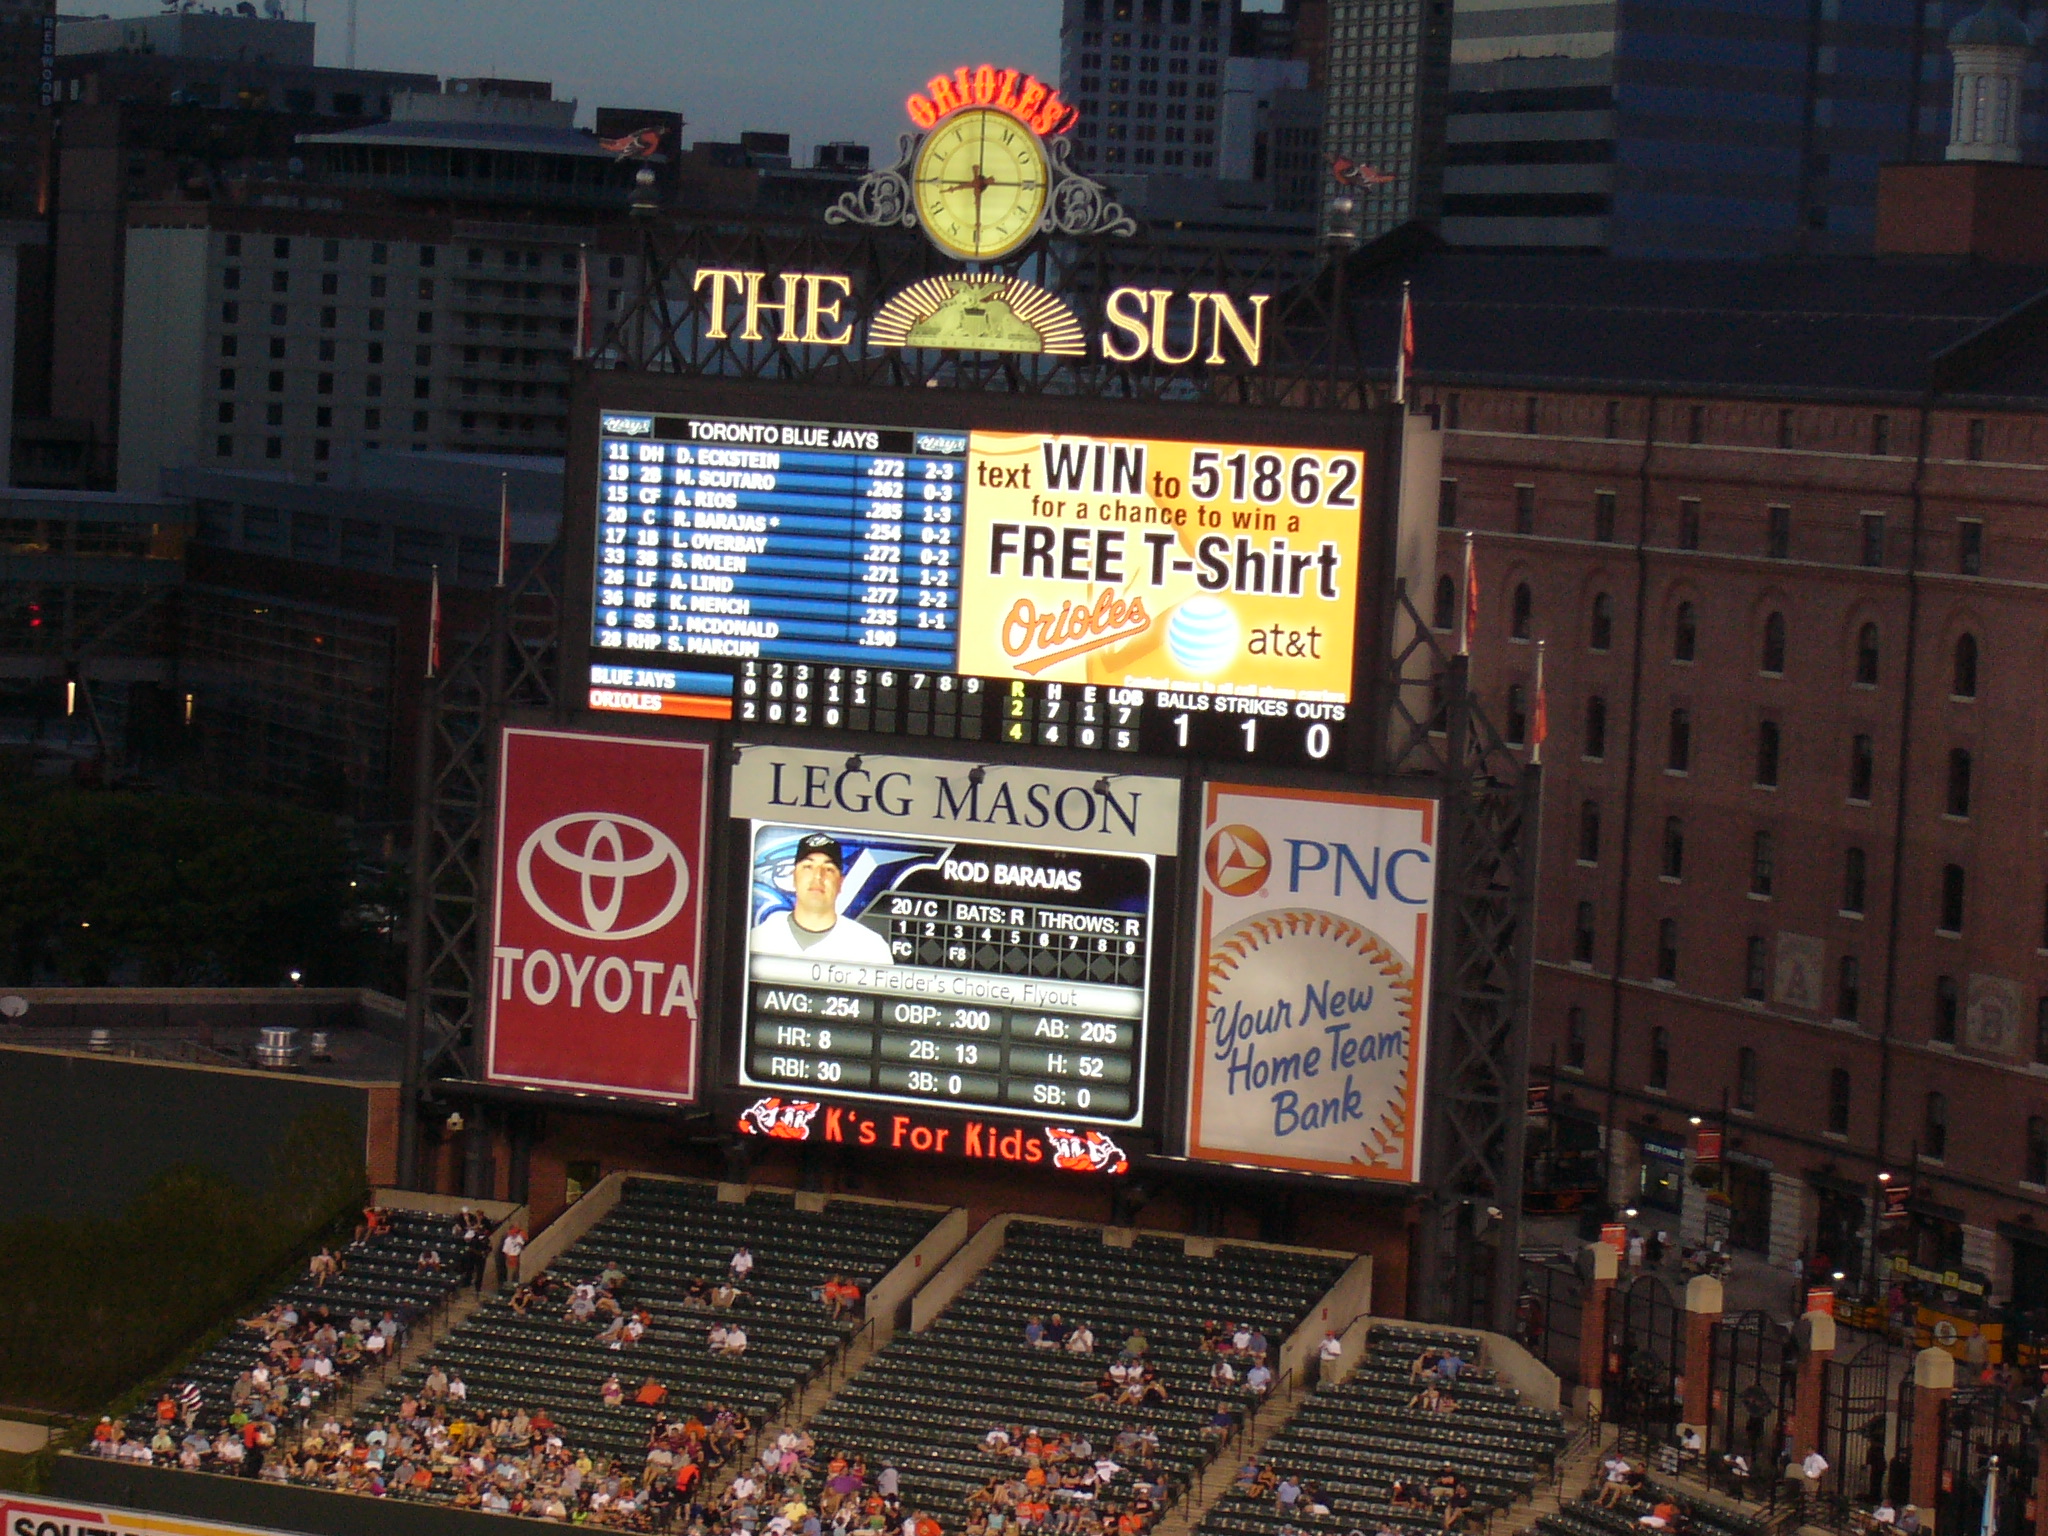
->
xmin=1318 ymin=1333 xmax=1344 ymax=1362
xmin=1802 ymin=1451 xmax=1829 ymax=1483
xmin=731 ymin=1247 xmax=755 ymax=1279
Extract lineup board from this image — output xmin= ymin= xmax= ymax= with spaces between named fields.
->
xmin=739 ymin=827 xmax=1152 ymax=1125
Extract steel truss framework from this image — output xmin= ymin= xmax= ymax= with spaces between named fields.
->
xmin=398 ymin=215 xmax=1539 ymax=1330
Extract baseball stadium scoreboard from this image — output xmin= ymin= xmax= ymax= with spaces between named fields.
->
xmin=488 ymin=370 xmax=1445 ymax=1185
xmin=587 ymin=409 xmax=1366 ymax=766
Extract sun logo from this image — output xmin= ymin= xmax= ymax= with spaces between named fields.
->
xmin=1204 ymin=823 xmax=1271 ymax=898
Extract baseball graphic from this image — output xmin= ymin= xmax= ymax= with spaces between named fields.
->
xmin=1203 ymin=909 xmax=1415 ymax=1173
xmin=1186 ymin=784 xmax=1435 ymax=1180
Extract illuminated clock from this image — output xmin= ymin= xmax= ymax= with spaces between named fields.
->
xmin=912 ymin=106 xmax=1050 ymax=262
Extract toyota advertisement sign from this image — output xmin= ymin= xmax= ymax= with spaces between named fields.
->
xmin=487 ymin=728 xmax=711 ymax=1102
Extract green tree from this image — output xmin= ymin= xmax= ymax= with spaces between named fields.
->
xmin=0 ymin=785 xmax=358 ymax=985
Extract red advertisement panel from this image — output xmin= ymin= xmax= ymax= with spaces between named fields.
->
xmin=487 ymin=727 xmax=710 ymax=1102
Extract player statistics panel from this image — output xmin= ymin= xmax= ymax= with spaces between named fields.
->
xmin=590 ymin=412 xmax=967 ymax=712
xmin=738 ymin=826 xmax=1153 ymax=1125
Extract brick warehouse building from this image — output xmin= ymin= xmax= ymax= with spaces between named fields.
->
xmin=1344 ymin=194 xmax=2048 ymax=1325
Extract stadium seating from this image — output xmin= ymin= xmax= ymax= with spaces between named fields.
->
xmin=357 ymin=1178 xmax=947 ymax=1479
xmin=123 ymin=1206 xmax=470 ymax=1441
xmin=1538 ymin=1485 xmax=1769 ymax=1536
xmin=807 ymin=1220 xmax=1353 ymax=1529
xmin=1194 ymin=1324 xmax=1568 ymax=1536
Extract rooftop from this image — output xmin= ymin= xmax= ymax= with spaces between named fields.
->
xmin=1338 ymin=230 xmax=2048 ymax=405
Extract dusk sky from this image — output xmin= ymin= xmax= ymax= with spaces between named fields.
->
xmin=85 ymin=1 xmax=1063 ymax=160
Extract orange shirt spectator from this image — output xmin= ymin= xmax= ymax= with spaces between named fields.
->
xmin=635 ymin=1378 xmax=668 ymax=1406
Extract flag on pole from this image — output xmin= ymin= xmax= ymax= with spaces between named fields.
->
xmin=1393 ymin=280 xmax=1415 ymax=405
xmin=426 ymin=564 xmax=442 ymax=679
xmin=1980 ymin=1454 xmax=1999 ymax=1536
xmin=574 ymin=248 xmax=593 ymax=361
xmin=1460 ymin=531 xmax=1477 ymax=657
xmin=1532 ymin=640 xmax=1549 ymax=763
xmin=496 ymin=471 xmax=511 ymax=588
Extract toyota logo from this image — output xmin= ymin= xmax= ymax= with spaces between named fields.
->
xmin=515 ymin=812 xmax=690 ymax=941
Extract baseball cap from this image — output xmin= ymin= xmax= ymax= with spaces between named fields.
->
xmin=794 ymin=833 xmax=845 ymax=869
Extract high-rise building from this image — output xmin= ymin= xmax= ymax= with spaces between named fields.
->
xmin=115 ymin=206 xmax=641 ymax=494
xmin=40 ymin=11 xmax=433 ymax=488
xmin=1060 ymin=0 xmax=1231 ymax=183
xmin=1320 ymin=0 xmax=1452 ymax=240
xmin=1425 ymin=0 xmax=2038 ymax=255
xmin=1059 ymin=0 xmax=1326 ymax=235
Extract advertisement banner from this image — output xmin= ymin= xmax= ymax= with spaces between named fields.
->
xmin=487 ymin=728 xmax=711 ymax=1102
xmin=1185 ymin=783 xmax=1435 ymax=1180
xmin=956 ymin=431 xmax=1364 ymax=702
xmin=730 ymin=744 xmax=1178 ymax=1126
xmin=1 ymin=1497 xmax=296 ymax=1536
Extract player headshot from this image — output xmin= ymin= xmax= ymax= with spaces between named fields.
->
xmin=750 ymin=833 xmax=895 ymax=965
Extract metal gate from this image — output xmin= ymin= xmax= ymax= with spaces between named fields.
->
xmin=1938 ymin=1386 xmax=2037 ymax=1536
xmin=1711 ymin=1310 xmax=1797 ymax=1477
xmin=1610 ymin=1274 xmax=1684 ymax=1445
xmin=1519 ymin=1255 xmax=1585 ymax=1388
xmin=1818 ymin=1349 xmax=1898 ymax=1518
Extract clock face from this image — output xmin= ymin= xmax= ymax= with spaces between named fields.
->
xmin=912 ymin=107 xmax=1050 ymax=263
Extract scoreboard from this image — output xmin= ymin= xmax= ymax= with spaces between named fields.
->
xmin=589 ymin=410 xmax=1367 ymax=765
xmin=729 ymin=747 xmax=1178 ymax=1129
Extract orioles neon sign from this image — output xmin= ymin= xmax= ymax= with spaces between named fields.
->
xmin=736 ymin=1096 xmax=1128 ymax=1175
xmin=906 ymin=65 xmax=1079 ymax=136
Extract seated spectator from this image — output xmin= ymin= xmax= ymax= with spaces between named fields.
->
xmin=1043 ymin=1315 xmax=1069 ymax=1348
xmin=1065 ymin=1322 xmax=1095 ymax=1356
xmin=1410 ymin=1348 xmax=1440 ymax=1382
xmin=1638 ymin=1498 xmax=1679 ymax=1530
xmin=1124 ymin=1327 xmax=1148 ymax=1358
xmin=1025 ymin=1316 xmax=1048 ymax=1348
xmin=684 ymin=1276 xmax=711 ymax=1308
xmin=635 ymin=1377 xmax=667 ymax=1407
xmin=718 ymin=1324 xmax=749 ymax=1356
xmin=730 ymin=1245 xmax=755 ymax=1281
xmin=1246 ymin=1362 xmax=1274 ymax=1396
xmin=1211 ymin=1358 xmax=1238 ymax=1390
xmin=1597 ymin=1454 xmax=1634 ymax=1508
xmin=1436 ymin=1351 xmax=1465 ymax=1383
xmin=823 ymin=1275 xmax=863 ymax=1320
xmin=1872 ymin=1500 xmax=1898 ymax=1526
xmin=711 ymin=1280 xmax=741 ymax=1309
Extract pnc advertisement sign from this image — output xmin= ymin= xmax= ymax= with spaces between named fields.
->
xmin=957 ymin=432 xmax=1364 ymax=702
xmin=487 ymin=727 xmax=710 ymax=1103
xmin=1185 ymin=783 xmax=1436 ymax=1181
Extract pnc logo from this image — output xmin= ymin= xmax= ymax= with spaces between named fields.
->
xmin=515 ymin=812 xmax=690 ymax=941
xmin=1204 ymin=823 xmax=1271 ymax=898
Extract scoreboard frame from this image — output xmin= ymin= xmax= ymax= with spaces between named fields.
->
xmin=522 ymin=368 xmax=1452 ymax=1170
xmin=561 ymin=373 xmax=1413 ymax=775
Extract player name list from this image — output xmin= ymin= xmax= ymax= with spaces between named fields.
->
xmin=744 ymin=892 xmax=1146 ymax=1121
xmin=593 ymin=420 xmax=968 ymax=668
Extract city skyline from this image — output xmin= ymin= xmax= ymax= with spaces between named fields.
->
xmin=75 ymin=0 xmax=1061 ymax=161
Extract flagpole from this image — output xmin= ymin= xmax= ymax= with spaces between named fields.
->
xmin=426 ymin=564 xmax=441 ymax=680
xmin=1460 ymin=530 xmax=1476 ymax=657
xmin=1394 ymin=280 xmax=1411 ymax=405
xmin=574 ymin=247 xmax=591 ymax=361
xmin=496 ymin=471 xmax=510 ymax=588
xmin=1532 ymin=639 xmax=1547 ymax=765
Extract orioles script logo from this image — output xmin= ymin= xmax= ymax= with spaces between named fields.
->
xmin=1001 ymin=590 xmax=1150 ymax=675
